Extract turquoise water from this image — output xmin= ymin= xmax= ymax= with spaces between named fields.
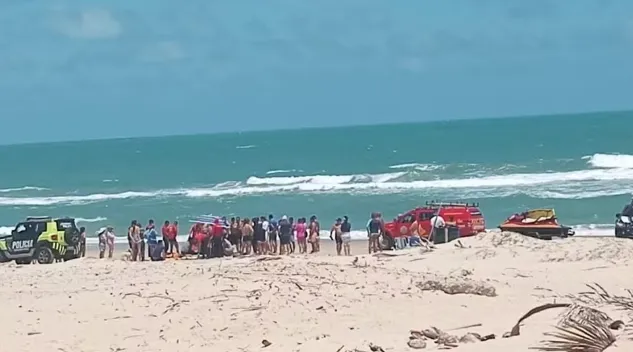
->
xmin=1 ymin=111 xmax=632 ymax=239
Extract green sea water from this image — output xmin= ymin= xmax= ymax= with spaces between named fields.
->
xmin=1 ymin=111 xmax=632 ymax=240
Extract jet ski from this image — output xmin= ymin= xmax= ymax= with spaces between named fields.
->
xmin=498 ymin=209 xmax=574 ymax=240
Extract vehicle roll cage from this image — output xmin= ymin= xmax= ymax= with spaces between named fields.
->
xmin=424 ymin=201 xmax=480 ymax=208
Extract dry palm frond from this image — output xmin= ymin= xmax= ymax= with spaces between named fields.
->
xmin=580 ymin=283 xmax=633 ymax=312
xmin=532 ymin=316 xmax=615 ymax=352
xmin=558 ymin=304 xmax=612 ymax=328
xmin=509 ymin=303 xmax=571 ymax=337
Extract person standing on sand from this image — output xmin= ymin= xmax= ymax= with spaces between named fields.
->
xmin=260 ymin=216 xmax=270 ymax=254
xmin=267 ymin=214 xmax=278 ymax=255
xmin=241 ymin=218 xmax=254 ymax=255
xmin=79 ymin=226 xmax=87 ymax=257
xmin=230 ymin=217 xmax=242 ymax=254
xmin=295 ymin=218 xmax=307 ymax=254
xmin=366 ymin=212 xmax=383 ymax=254
xmin=161 ymin=221 xmax=171 ymax=254
xmin=330 ymin=218 xmax=343 ymax=255
xmin=168 ymin=221 xmax=180 ymax=256
xmin=128 ymin=221 xmax=142 ymax=261
xmin=136 ymin=221 xmax=146 ymax=261
xmin=278 ymin=215 xmax=292 ymax=255
xmin=210 ymin=219 xmax=225 ymax=258
xmin=145 ymin=221 xmax=158 ymax=259
xmin=340 ymin=216 xmax=352 ymax=256
xmin=429 ymin=214 xmax=446 ymax=244
xmin=288 ymin=217 xmax=296 ymax=254
xmin=105 ymin=226 xmax=116 ymax=258
xmin=309 ymin=215 xmax=321 ymax=253
xmin=97 ymin=227 xmax=107 ymax=259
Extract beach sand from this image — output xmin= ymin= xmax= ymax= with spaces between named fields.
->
xmin=1 ymin=232 xmax=632 ymax=351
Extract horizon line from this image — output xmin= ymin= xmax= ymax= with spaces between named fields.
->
xmin=1 ymin=109 xmax=630 ymax=148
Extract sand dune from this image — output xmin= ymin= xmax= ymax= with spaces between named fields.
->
xmin=1 ymin=232 xmax=632 ymax=351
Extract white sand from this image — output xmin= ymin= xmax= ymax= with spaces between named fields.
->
xmin=1 ymin=231 xmax=632 ymax=351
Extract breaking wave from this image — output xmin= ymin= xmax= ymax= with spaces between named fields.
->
xmin=2 ymin=155 xmax=633 ymax=207
xmin=0 ymin=186 xmax=48 ymax=193
xmin=584 ymin=153 xmax=633 ymax=169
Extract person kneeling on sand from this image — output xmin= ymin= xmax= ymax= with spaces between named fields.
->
xmin=223 ymin=237 xmax=237 ymax=256
xmin=151 ymin=240 xmax=166 ymax=261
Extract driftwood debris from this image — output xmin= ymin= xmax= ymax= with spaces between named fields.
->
xmin=416 ymin=277 xmax=497 ymax=297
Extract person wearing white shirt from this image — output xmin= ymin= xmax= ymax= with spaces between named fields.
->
xmin=260 ymin=217 xmax=270 ymax=254
xmin=429 ymin=215 xmax=446 ymax=244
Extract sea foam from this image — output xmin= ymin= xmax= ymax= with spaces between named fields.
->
xmin=585 ymin=153 xmax=633 ymax=169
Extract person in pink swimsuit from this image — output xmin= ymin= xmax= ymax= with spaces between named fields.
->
xmin=294 ymin=218 xmax=308 ymax=254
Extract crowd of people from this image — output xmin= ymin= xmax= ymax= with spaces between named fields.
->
xmin=78 ymin=211 xmax=437 ymax=261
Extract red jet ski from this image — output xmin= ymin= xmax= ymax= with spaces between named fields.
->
xmin=498 ymin=209 xmax=574 ymax=240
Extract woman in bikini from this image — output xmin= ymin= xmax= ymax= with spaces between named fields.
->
xmin=309 ymin=215 xmax=321 ymax=254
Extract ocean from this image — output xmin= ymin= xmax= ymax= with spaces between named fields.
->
xmin=1 ymin=111 xmax=631 ymax=243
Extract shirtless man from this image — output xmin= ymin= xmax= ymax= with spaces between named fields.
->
xmin=241 ymin=218 xmax=254 ymax=255
xmin=330 ymin=218 xmax=343 ymax=255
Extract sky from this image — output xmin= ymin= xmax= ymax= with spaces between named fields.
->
xmin=1 ymin=0 xmax=633 ymax=144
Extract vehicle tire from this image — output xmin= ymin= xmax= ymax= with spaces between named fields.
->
xmin=616 ymin=229 xmax=623 ymax=238
xmin=381 ymin=233 xmax=395 ymax=250
xmin=0 ymin=250 xmax=9 ymax=263
xmin=36 ymin=246 xmax=55 ymax=264
xmin=64 ymin=228 xmax=80 ymax=246
xmin=15 ymin=258 xmax=32 ymax=265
